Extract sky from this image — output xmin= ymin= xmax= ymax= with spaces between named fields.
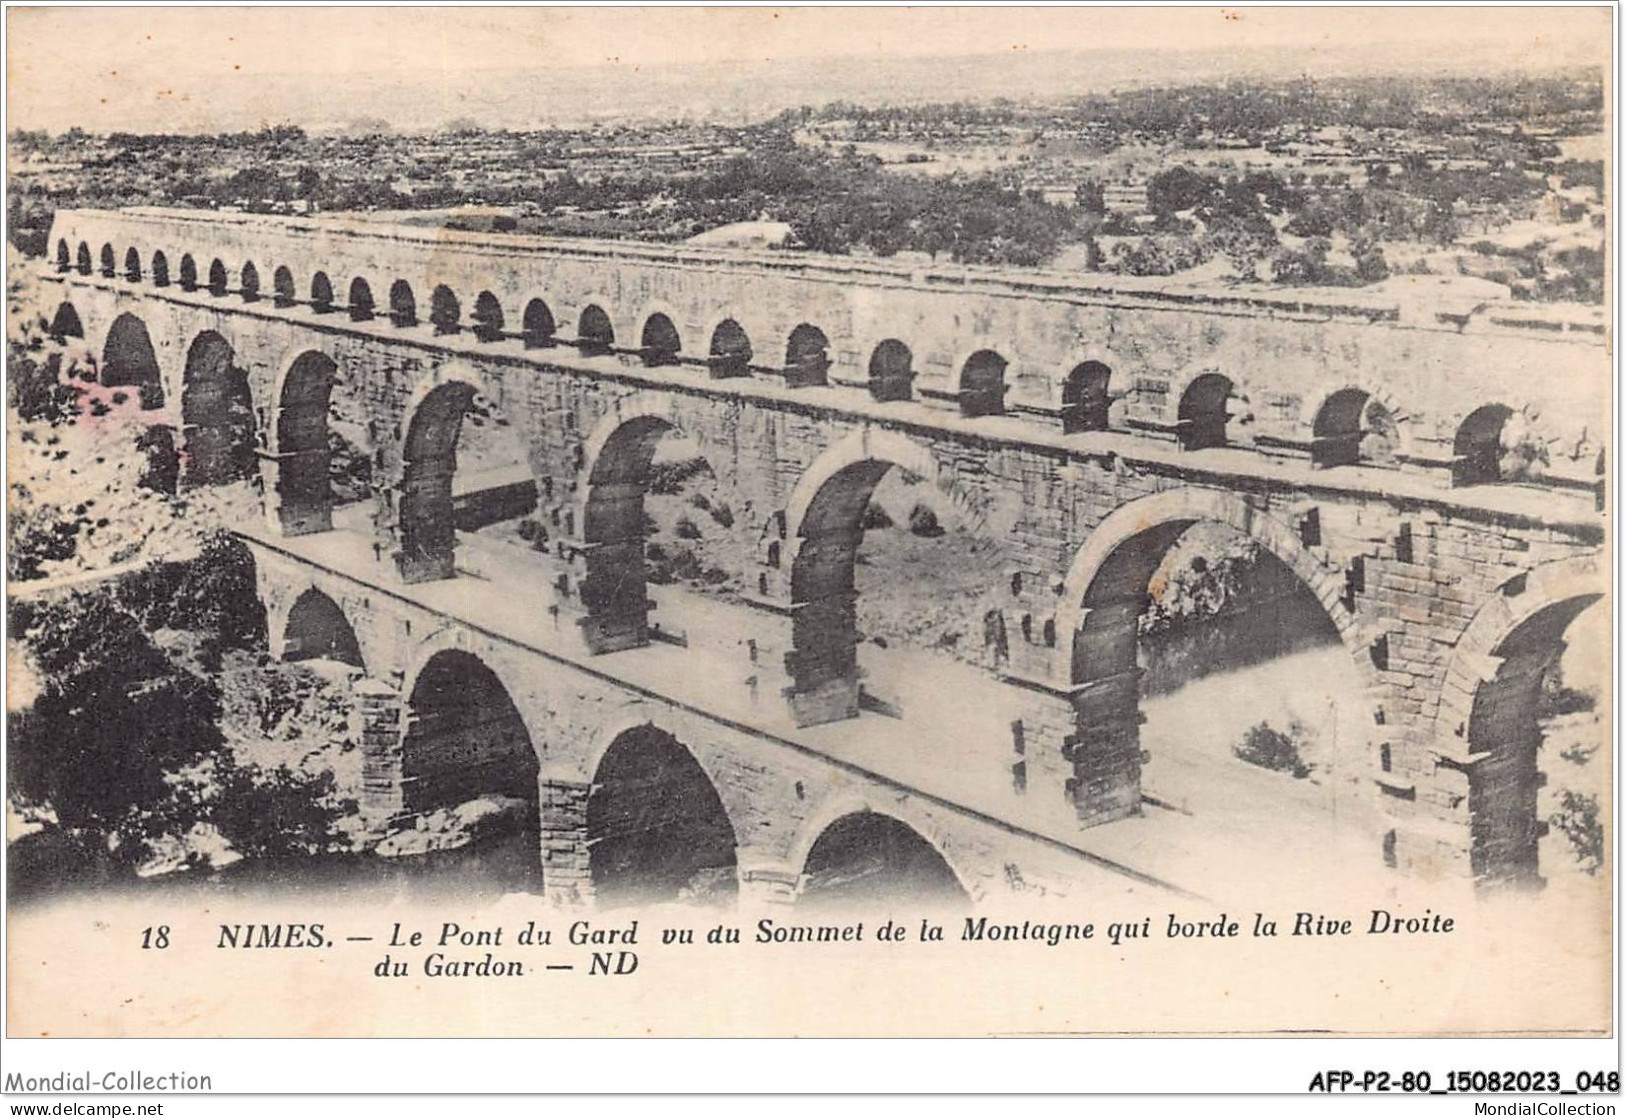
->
xmin=6 ymin=5 xmax=1612 ymax=133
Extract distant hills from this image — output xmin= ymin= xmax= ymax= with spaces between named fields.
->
xmin=12 ymin=41 xmax=1606 ymax=136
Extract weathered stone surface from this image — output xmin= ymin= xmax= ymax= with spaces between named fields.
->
xmin=40 ymin=208 xmax=1610 ymax=898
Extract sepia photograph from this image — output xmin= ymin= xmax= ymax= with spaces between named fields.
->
xmin=0 ymin=1 xmax=1616 ymax=1084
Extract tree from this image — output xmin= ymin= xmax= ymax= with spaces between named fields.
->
xmin=9 ymin=593 xmax=226 ymax=865
xmin=1147 ymin=167 xmax=1220 ymax=217
xmin=1271 ymin=238 xmax=1331 ymax=285
xmin=1352 ymin=236 xmax=1390 ymax=283
xmin=1074 ymin=179 xmax=1106 ymax=216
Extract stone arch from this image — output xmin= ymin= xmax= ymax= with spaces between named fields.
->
xmin=1055 ymin=488 xmax=1362 ymax=685
xmin=781 ymin=427 xmax=994 ymax=725
xmin=151 ymin=250 xmax=170 ymax=287
xmin=471 ymin=290 xmax=505 ymax=342
xmin=280 ymin=587 xmax=364 ymax=670
xmin=273 ymin=265 xmax=297 ymax=307
xmin=310 ymin=271 xmax=335 ymax=313
xmin=100 ymin=312 xmax=165 ymax=409
xmin=520 ymin=296 xmax=556 ymax=348
xmin=867 ymin=339 xmax=915 ymax=402
xmin=707 ymin=317 xmax=754 ymax=378
xmin=1436 ymin=556 xmax=1606 ymax=886
xmin=1177 ymin=371 xmax=1236 ymax=450
xmin=576 ymin=302 xmax=616 ymax=354
xmin=98 ymin=243 xmax=116 ymax=277
xmin=396 ymin=646 xmax=541 ymax=890
xmin=122 ymin=246 xmax=142 ymax=282
xmin=1303 ymin=383 xmax=1409 ymax=468
xmin=790 ymin=797 xmax=971 ymax=910
xmin=784 ymin=323 xmax=831 ymax=387
xmin=1451 ymin=402 xmax=1549 ymax=487
xmin=180 ymin=330 xmax=256 ymax=487
xmin=207 ymin=258 xmax=229 ymax=297
xmin=637 ymin=310 xmax=683 ymax=367
xmin=348 ymin=276 xmax=375 ymax=322
xmin=394 ymin=363 xmax=517 ymax=582
xmin=584 ymin=721 xmax=741 ymax=908
xmin=269 ymin=349 xmax=341 ymax=535
xmin=47 ymin=300 xmax=83 ymax=341
xmin=55 ymin=239 xmax=70 ymax=271
xmin=1051 ymin=487 xmax=1373 ymax=826
xmin=429 ymin=285 xmax=462 ymax=336
xmin=783 ymin=426 xmax=989 ymax=555
xmin=75 ymin=241 xmax=92 ymax=275
xmin=959 ymin=349 xmax=1009 ymax=417
xmin=573 ymin=396 xmax=721 ymax=653
xmin=1061 ymin=360 xmax=1112 ymax=434
xmin=388 ymin=279 xmax=417 ymax=327
xmin=239 ymin=261 xmax=261 ymax=303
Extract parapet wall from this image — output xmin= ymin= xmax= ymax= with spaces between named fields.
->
xmin=46 ymin=207 xmax=1611 ymax=469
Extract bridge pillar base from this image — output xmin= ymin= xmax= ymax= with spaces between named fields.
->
xmin=1383 ymin=818 xmax=1475 ymax=883
xmin=539 ymin=777 xmax=594 ymax=905
xmin=394 ymin=549 xmax=456 ymax=584
xmin=577 ymin=611 xmax=651 ymax=655
xmin=259 ymin=448 xmax=334 ymax=537
xmin=1065 ymin=670 xmax=1145 ymax=828
xmin=737 ymin=860 xmax=801 ymax=908
xmin=785 ymin=674 xmax=861 ymax=727
xmin=354 ymin=679 xmax=404 ymax=837
xmin=273 ymin=505 xmax=334 ymax=538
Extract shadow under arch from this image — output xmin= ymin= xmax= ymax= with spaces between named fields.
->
xmin=396 ymin=645 xmax=542 ymax=894
xmin=100 ymin=312 xmax=165 ymax=409
xmin=180 ymin=330 xmax=256 ymax=487
xmin=779 ymin=426 xmax=995 ymax=726
xmin=1050 ymin=487 xmax=1376 ymax=828
xmin=794 ymin=807 xmax=970 ymax=912
xmin=585 ymin=722 xmax=739 ymax=909
xmin=1307 ymin=384 xmax=1406 ymax=469
xmin=269 ymin=349 xmax=343 ymax=535
xmin=48 ymin=300 xmax=83 ymax=341
xmin=574 ymin=397 xmax=724 ymax=653
xmin=394 ymin=364 xmax=535 ymax=583
xmin=867 ymin=338 xmax=915 ymax=402
xmin=280 ymin=587 xmax=365 ymax=670
xmin=1436 ymin=556 xmax=1606 ymax=888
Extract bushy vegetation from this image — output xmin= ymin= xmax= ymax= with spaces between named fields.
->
xmin=6 ymin=342 xmax=81 ymax=424
xmin=1549 ymin=790 xmax=1604 ymax=876
xmin=212 ymin=763 xmax=354 ymax=860
xmin=1234 ymin=719 xmax=1315 ymax=779
xmin=9 ymin=587 xmax=230 ymax=865
xmin=8 ymin=528 xmax=358 ymax=881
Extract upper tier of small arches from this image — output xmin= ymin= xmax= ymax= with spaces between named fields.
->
xmin=50 ymin=235 xmax=1598 ymax=492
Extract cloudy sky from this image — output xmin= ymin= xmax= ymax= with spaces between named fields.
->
xmin=8 ymin=6 xmax=1611 ymax=133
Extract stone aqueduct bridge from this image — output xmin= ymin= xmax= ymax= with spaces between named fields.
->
xmin=39 ymin=207 xmax=1610 ymax=905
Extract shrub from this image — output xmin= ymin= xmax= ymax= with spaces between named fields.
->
xmin=1549 ymin=790 xmax=1604 ymax=875
xmin=1233 ymin=719 xmax=1313 ymax=779
xmin=708 ymin=501 xmax=734 ymax=529
xmin=8 ymin=346 xmax=79 ymax=424
xmin=8 ymin=592 xmax=227 ymax=866
xmin=648 ymin=456 xmax=711 ymax=495
xmin=674 ymin=515 xmax=702 ymax=540
xmin=212 ymin=761 xmax=355 ymax=860
xmin=860 ymin=502 xmax=894 ymax=530
xmin=908 ymin=503 xmax=944 ymax=538
xmin=135 ymin=425 xmax=179 ymax=494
